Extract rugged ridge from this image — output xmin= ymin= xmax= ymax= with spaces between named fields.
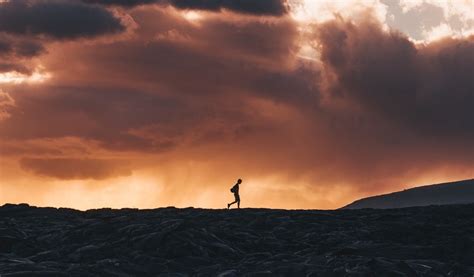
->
xmin=0 ymin=203 xmax=473 ymax=276
xmin=342 ymin=179 xmax=474 ymax=209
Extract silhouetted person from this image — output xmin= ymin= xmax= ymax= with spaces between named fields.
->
xmin=228 ymin=178 xmax=242 ymax=209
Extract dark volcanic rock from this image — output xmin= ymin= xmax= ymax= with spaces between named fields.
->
xmin=0 ymin=203 xmax=473 ymax=276
xmin=343 ymin=179 xmax=474 ymax=209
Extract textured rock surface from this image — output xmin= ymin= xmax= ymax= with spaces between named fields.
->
xmin=0 ymin=203 xmax=473 ymax=276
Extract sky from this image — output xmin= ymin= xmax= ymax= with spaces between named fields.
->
xmin=0 ymin=0 xmax=473 ymax=210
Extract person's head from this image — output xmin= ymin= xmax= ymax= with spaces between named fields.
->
xmin=237 ymin=178 xmax=242 ymax=184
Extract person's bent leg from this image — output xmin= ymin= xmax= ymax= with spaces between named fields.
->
xmin=228 ymin=200 xmax=237 ymax=208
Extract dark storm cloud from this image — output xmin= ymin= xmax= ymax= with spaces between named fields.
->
xmin=14 ymin=40 xmax=46 ymax=57
xmin=0 ymin=36 xmax=45 ymax=58
xmin=0 ymin=0 xmax=125 ymax=76
xmin=169 ymin=0 xmax=288 ymax=15
xmin=83 ymin=0 xmax=288 ymax=15
xmin=0 ymin=36 xmax=44 ymax=73
xmin=83 ymin=0 xmax=156 ymax=7
xmin=20 ymin=158 xmax=132 ymax=180
xmin=0 ymin=38 xmax=12 ymax=53
xmin=0 ymin=0 xmax=125 ymax=39
xmin=315 ymin=16 xmax=474 ymax=138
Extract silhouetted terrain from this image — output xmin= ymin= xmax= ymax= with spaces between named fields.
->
xmin=343 ymin=179 xmax=474 ymax=209
xmin=0 ymin=203 xmax=473 ymax=276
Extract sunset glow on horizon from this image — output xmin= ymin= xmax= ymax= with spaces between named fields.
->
xmin=0 ymin=0 xmax=473 ymax=210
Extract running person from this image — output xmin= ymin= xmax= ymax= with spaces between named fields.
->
xmin=227 ymin=178 xmax=242 ymax=209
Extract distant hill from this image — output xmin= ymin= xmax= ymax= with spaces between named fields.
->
xmin=342 ymin=179 xmax=474 ymax=209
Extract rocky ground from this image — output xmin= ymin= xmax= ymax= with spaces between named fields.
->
xmin=0 ymin=203 xmax=473 ymax=276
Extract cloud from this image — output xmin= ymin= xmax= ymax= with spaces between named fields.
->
xmin=315 ymin=15 xmax=474 ymax=138
xmin=38 ymin=8 xmax=303 ymax=94
xmin=0 ymin=34 xmax=45 ymax=59
xmin=0 ymin=0 xmax=125 ymax=39
xmin=168 ymin=0 xmax=288 ymax=15
xmin=12 ymin=40 xmax=45 ymax=57
xmin=0 ymin=85 xmax=187 ymax=152
xmin=84 ymin=0 xmax=156 ymax=7
xmin=20 ymin=158 xmax=132 ymax=180
xmin=83 ymin=0 xmax=289 ymax=15
xmin=0 ymin=0 xmax=126 ymax=78
xmin=0 ymin=35 xmax=45 ymax=73
xmin=0 ymin=63 xmax=30 ymax=74
xmin=0 ymin=90 xmax=15 ymax=120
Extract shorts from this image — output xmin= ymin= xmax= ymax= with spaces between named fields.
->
xmin=234 ymin=193 xmax=240 ymax=201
